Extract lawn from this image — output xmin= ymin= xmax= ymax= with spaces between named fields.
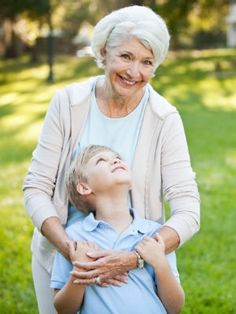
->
xmin=0 ymin=49 xmax=236 ymax=313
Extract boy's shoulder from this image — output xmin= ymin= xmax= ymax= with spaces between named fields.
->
xmin=64 ymin=213 xmax=96 ymax=239
xmin=65 ymin=220 xmax=84 ymax=238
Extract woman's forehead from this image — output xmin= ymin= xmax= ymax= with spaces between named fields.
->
xmin=111 ymin=37 xmax=153 ymax=56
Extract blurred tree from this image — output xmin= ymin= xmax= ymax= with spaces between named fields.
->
xmin=187 ymin=0 xmax=229 ymax=49
xmin=155 ymin=0 xmax=228 ymax=48
xmin=156 ymin=0 xmax=197 ymax=48
xmin=0 ymin=0 xmax=230 ymax=68
xmin=136 ymin=0 xmax=229 ymax=48
xmin=0 ymin=0 xmax=50 ymax=58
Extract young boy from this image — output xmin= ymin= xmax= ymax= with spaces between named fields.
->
xmin=50 ymin=145 xmax=185 ymax=314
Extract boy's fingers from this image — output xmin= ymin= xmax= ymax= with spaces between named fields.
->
xmin=154 ymin=232 xmax=163 ymax=243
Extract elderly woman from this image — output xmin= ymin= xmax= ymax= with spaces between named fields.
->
xmin=23 ymin=5 xmax=200 ymax=314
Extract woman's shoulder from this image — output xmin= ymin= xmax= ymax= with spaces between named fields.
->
xmin=54 ymin=76 xmax=99 ymax=108
xmin=147 ymin=84 xmax=178 ymax=119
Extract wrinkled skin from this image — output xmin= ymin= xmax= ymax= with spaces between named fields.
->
xmin=70 ymin=247 xmax=135 ymax=286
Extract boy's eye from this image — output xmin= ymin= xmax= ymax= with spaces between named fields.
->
xmin=96 ymin=158 xmax=105 ymax=164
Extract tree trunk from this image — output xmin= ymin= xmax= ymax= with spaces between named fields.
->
xmin=47 ymin=8 xmax=54 ymax=82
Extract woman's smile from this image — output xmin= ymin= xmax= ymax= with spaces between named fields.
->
xmin=104 ymin=37 xmax=154 ymax=101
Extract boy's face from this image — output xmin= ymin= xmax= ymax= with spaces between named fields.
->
xmin=83 ymin=150 xmax=131 ymax=193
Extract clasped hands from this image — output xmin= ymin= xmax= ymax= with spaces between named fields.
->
xmin=68 ymin=240 xmax=131 ymax=287
xmin=68 ymin=232 xmax=165 ymax=287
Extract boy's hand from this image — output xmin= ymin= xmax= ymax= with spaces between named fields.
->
xmin=135 ymin=233 xmax=165 ymax=269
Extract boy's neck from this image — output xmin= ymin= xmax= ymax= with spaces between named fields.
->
xmin=94 ymin=192 xmax=133 ymax=234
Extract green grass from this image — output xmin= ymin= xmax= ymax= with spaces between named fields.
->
xmin=1 ymin=49 xmax=236 ymax=313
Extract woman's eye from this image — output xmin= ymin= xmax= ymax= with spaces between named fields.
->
xmin=143 ymin=59 xmax=153 ymax=66
xmin=121 ymin=54 xmax=131 ymax=60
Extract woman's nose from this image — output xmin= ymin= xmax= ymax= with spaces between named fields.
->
xmin=127 ymin=62 xmax=140 ymax=77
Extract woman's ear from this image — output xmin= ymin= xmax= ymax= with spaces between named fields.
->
xmin=76 ymin=182 xmax=92 ymax=196
xmin=100 ymin=47 xmax=106 ymax=57
xmin=100 ymin=48 xmax=107 ymax=66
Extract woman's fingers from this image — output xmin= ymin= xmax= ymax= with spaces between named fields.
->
xmin=70 ymin=268 xmax=101 ymax=279
xmin=86 ymin=250 xmax=112 ymax=259
xmin=72 ymin=259 xmax=104 ymax=270
xmin=72 ymin=274 xmax=128 ymax=286
xmin=71 ymin=250 xmax=131 ymax=285
xmin=73 ymin=277 xmax=98 ymax=285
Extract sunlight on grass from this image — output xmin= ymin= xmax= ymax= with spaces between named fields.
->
xmin=199 ymin=78 xmax=236 ymax=110
xmin=225 ymin=150 xmax=236 ymax=168
xmin=0 ymin=93 xmax=19 ymax=105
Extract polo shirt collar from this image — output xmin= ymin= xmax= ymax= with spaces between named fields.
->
xmin=130 ymin=208 xmax=152 ymax=234
xmin=82 ymin=208 xmax=151 ymax=234
xmin=82 ymin=212 xmax=100 ymax=232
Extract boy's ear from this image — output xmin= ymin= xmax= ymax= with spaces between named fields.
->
xmin=76 ymin=182 xmax=92 ymax=196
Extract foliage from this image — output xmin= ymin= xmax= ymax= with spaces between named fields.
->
xmin=0 ymin=49 xmax=236 ymax=313
xmin=0 ymin=0 xmax=50 ymax=19
xmin=0 ymin=0 xmax=232 ymax=56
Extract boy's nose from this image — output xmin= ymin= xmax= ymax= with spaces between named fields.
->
xmin=112 ymin=158 xmax=120 ymax=165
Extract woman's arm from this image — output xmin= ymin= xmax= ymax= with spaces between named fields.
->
xmin=135 ymin=233 xmax=185 ymax=314
xmin=23 ymin=90 xmax=73 ymax=258
xmin=41 ymin=217 xmax=72 ymax=260
xmin=70 ymin=228 xmax=179 ymax=284
xmin=161 ymin=113 xmax=200 ymax=246
xmin=157 ymin=226 xmax=180 ymax=254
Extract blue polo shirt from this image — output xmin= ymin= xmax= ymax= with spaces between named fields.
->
xmin=51 ymin=209 xmax=180 ymax=314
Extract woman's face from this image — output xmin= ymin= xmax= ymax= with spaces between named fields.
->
xmin=103 ymin=37 xmax=155 ymax=100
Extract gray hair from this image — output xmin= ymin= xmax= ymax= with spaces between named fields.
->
xmin=91 ymin=5 xmax=170 ymax=71
xmin=66 ymin=145 xmax=119 ymax=214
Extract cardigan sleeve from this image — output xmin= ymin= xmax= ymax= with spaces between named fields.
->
xmin=23 ymin=90 xmax=66 ymax=231
xmin=161 ymin=112 xmax=200 ymax=246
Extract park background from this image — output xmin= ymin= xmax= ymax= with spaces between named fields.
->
xmin=0 ymin=0 xmax=236 ymax=313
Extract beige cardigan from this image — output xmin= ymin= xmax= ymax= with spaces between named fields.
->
xmin=23 ymin=77 xmax=200 ymax=271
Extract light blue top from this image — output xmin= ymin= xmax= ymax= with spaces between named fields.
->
xmin=79 ymin=81 xmax=148 ymax=167
xmin=66 ymin=80 xmax=149 ymax=227
xmin=51 ymin=209 xmax=180 ymax=314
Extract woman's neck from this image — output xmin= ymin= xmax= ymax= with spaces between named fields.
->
xmin=95 ymin=78 xmax=144 ymax=118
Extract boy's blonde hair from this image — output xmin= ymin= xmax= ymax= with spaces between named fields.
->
xmin=66 ymin=145 xmax=118 ymax=214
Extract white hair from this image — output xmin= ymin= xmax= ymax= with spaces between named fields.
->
xmin=91 ymin=5 xmax=170 ymax=70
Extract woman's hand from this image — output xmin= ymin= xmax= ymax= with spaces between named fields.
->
xmin=135 ymin=233 xmax=165 ymax=269
xmin=70 ymin=250 xmax=137 ymax=286
xmin=68 ymin=240 xmax=99 ymax=267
